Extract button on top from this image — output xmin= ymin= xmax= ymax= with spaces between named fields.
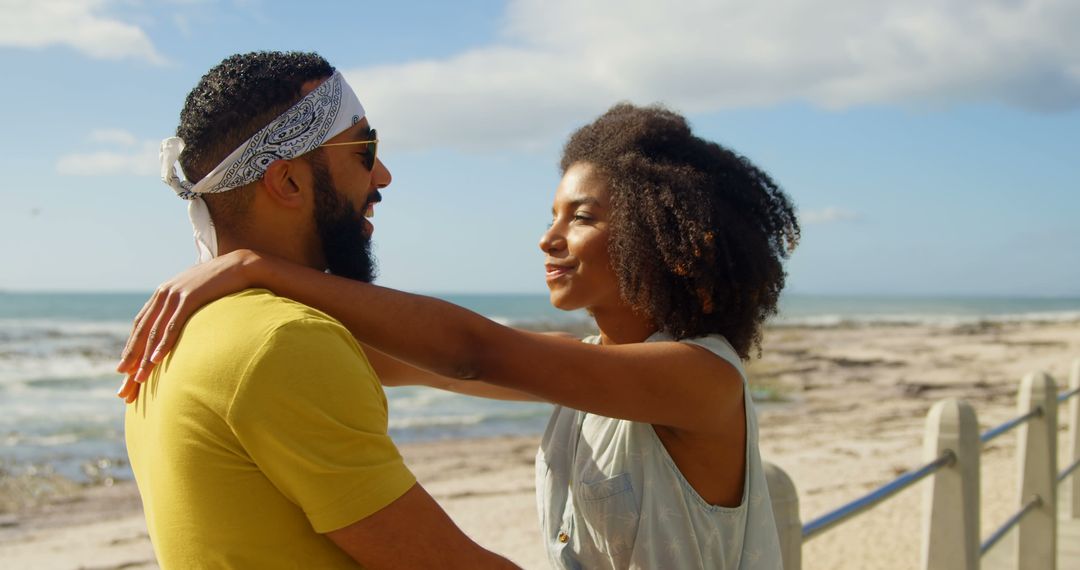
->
xmin=557 ymin=531 xmax=569 ymax=543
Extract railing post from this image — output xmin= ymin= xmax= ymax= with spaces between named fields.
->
xmin=764 ymin=461 xmax=801 ymax=570
xmin=1017 ymin=371 xmax=1057 ymax=570
xmin=1069 ymin=359 xmax=1080 ymax=519
xmin=921 ymin=398 xmax=979 ymax=570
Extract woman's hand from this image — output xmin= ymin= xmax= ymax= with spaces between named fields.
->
xmin=115 ymin=249 xmax=261 ymax=403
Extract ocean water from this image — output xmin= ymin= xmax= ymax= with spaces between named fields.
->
xmin=773 ymin=294 xmax=1080 ymax=327
xmin=1 ymin=291 xmax=1078 ymax=483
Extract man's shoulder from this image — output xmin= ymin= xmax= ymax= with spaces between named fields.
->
xmin=219 ymin=289 xmax=369 ymax=368
xmin=197 ymin=288 xmax=347 ymax=335
xmin=179 ymin=288 xmax=361 ymax=373
xmin=218 ymin=291 xmax=382 ymax=423
xmin=203 ymin=290 xmax=377 ymax=406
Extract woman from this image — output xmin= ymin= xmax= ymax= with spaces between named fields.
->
xmin=118 ymin=103 xmax=799 ymax=569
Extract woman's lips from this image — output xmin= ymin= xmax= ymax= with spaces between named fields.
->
xmin=545 ymin=264 xmax=572 ymax=282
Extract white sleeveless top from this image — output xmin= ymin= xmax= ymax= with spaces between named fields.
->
xmin=535 ymin=332 xmax=781 ymax=569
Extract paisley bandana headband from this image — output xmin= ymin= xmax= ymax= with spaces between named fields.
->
xmin=159 ymin=71 xmax=367 ymax=263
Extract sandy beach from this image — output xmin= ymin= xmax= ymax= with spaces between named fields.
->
xmin=2 ymin=318 xmax=1078 ymax=569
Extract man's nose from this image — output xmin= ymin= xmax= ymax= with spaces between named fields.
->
xmin=373 ymin=157 xmax=391 ymax=188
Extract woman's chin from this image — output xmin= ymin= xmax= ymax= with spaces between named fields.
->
xmin=547 ymin=291 xmax=581 ymax=312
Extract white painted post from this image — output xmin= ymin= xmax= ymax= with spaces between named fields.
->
xmin=1069 ymin=359 xmax=1080 ymax=519
xmin=764 ymin=461 xmax=801 ymax=570
xmin=921 ymin=398 xmax=980 ymax=570
xmin=1017 ymin=372 xmax=1057 ymax=570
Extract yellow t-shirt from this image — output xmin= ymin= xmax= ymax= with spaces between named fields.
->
xmin=126 ymin=289 xmax=415 ymax=568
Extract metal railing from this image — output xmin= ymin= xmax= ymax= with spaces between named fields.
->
xmin=975 ymin=400 xmax=1046 ymax=559
xmin=979 ymin=407 xmax=1041 ymax=445
xmin=979 ymin=496 xmax=1041 ymax=556
xmin=801 ymin=451 xmax=954 ymax=540
xmin=763 ymin=358 xmax=1080 ymax=570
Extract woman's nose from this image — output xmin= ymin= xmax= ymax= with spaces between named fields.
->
xmin=539 ymin=223 xmax=566 ymax=254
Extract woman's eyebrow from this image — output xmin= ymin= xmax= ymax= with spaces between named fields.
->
xmin=568 ymin=197 xmax=602 ymax=208
xmin=551 ymin=196 xmax=602 ymax=216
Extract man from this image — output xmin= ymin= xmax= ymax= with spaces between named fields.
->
xmin=118 ymin=51 xmax=516 ymax=568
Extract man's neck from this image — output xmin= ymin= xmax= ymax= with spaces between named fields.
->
xmin=216 ymin=230 xmax=322 ymax=270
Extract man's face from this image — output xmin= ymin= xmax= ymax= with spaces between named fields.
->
xmin=311 ymin=157 xmax=377 ymax=282
xmin=308 ymin=119 xmax=389 ymax=282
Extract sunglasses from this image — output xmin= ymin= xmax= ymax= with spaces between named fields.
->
xmin=321 ymin=129 xmax=379 ymax=170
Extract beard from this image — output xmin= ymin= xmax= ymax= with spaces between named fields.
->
xmin=311 ymin=159 xmax=377 ymax=283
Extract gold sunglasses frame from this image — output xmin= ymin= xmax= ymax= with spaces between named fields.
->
xmin=321 ymin=131 xmax=379 ymax=170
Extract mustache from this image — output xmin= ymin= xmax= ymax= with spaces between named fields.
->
xmin=363 ymin=190 xmax=382 ymax=209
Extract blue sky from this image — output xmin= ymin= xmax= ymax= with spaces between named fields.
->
xmin=1 ymin=0 xmax=1078 ymax=296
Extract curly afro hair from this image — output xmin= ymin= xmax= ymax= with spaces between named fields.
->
xmin=175 ymin=51 xmax=335 ymax=225
xmin=560 ymin=103 xmax=800 ymax=359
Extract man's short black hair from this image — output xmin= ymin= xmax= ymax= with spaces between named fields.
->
xmin=176 ymin=51 xmax=335 ymax=225
xmin=560 ymin=103 xmax=800 ymax=359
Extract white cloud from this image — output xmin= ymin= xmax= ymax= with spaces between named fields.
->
xmin=801 ymin=207 xmax=861 ymax=225
xmin=0 ymin=0 xmax=165 ymax=64
xmin=56 ymin=137 xmax=158 ymax=176
xmin=346 ymin=0 xmax=1080 ymax=150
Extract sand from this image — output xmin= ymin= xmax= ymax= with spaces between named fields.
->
xmin=2 ymin=319 xmax=1078 ymax=569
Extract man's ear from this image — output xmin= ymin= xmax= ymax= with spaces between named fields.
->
xmin=259 ymin=159 xmax=307 ymax=209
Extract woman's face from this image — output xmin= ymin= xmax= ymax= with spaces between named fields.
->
xmin=539 ymin=162 xmax=622 ymax=312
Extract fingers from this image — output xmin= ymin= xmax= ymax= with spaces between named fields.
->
xmin=135 ymin=291 xmax=182 ymax=384
xmin=117 ymin=289 xmax=165 ymax=373
xmin=149 ymin=298 xmax=189 ymax=365
xmin=116 ymin=289 xmax=162 ymax=401
xmin=117 ymin=373 xmax=141 ymax=403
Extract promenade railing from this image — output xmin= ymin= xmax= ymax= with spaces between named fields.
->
xmin=763 ymin=358 xmax=1080 ymax=570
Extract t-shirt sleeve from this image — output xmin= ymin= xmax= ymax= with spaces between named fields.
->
xmin=227 ymin=317 xmax=416 ymax=533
